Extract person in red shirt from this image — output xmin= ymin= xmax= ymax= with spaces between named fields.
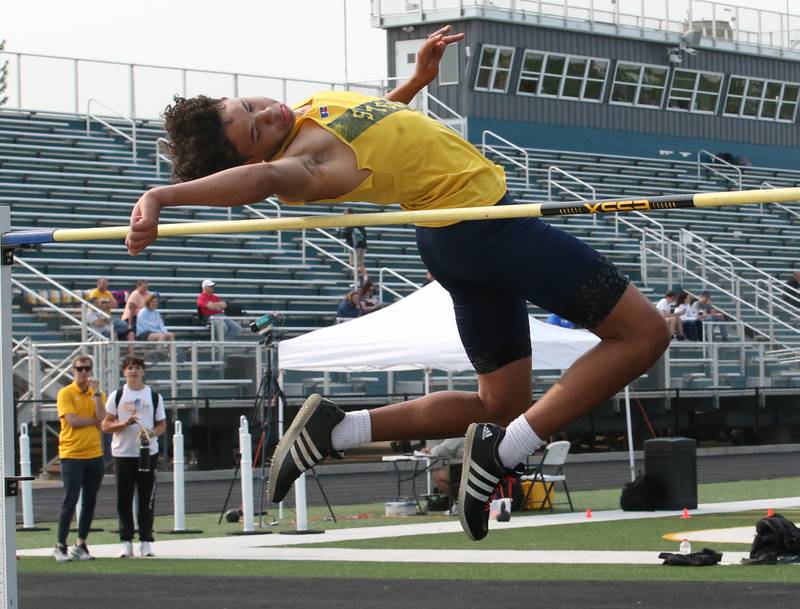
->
xmin=197 ymin=279 xmax=243 ymax=340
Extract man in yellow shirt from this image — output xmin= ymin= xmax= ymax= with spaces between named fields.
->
xmin=124 ymin=27 xmax=669 ymax=541
xmin=53 ymin=355 xmax=107 ymax=561
xmin=87 ymin=277 xmax=113 ymax=303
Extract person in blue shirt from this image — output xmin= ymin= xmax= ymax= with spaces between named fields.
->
xmin=136 ymin=294 xmax=174 ymax=342
xmin=545 ymin=312 xmax=576 ymax=329
xmin=336 ymin=291 xmax=361 ymax=322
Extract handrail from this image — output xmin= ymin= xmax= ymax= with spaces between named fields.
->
xmin=301 ymin=228 xmax=358 ymax=288
xmin=697 ymin=149 xmax=742 ymax=190
xmin=481 ymin=130 xmax=530 ymax=190
xmin=638 ymin=227 xmax=800 ymax=344
xmin=547 ymin=165 xmax=597 ymax=224
xmin=377 ymin=267 xmax=421 ymax=301
xmin=641 ymin=246 xmax=774 ymax=342
xmin=86 ymin=98 xmax=138 ymax=160
xmin=761 ymin=181 xmax=800 ymax=220
xmin=422 ymin=89 xmax=467 ymax=137
xmin=10 ymin=279 xmax=106 ymax=341
xmin=154 ymin=137 xmax=172 ymax=179
xmin=14 ymin=256 xmax=108 ymax=318
xmin=243 ymin=199 xmax=283 ymax=249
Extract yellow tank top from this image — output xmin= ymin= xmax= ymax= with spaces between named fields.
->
xmin=271 ymin=91 xmax=507 ymax=227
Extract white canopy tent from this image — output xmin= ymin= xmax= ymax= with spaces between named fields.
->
xmin=278 ymin=281 xmax=601 ymax=373
xmin=276 ymin=282 xmax=636 ymax=529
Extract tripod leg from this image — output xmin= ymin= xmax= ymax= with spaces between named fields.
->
xmin=218 ymin=462 xmax=241 ymax=525
xmin=309 ymin=466 xmax=336 ymax=523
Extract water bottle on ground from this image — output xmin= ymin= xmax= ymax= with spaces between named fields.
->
xmin=679 ymin=539 xmax=692 ymax=555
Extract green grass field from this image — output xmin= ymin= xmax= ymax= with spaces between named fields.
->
xmin=15 ymin=476 xmax=800 ymax=583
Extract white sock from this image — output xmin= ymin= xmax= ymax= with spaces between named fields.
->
xmin=497 ymin=415 xmax=544 ymax=469
xmin=331 ymin=410 xmax=372 ymax=451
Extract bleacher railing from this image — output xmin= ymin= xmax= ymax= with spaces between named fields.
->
xmin=481 ymin=130 xmax=530 ymax=190
xmin=373 ymin=1 xmax=800 ymax=53
xmin=633 ymin=225 xmax=800 ymax=345
xmin=697 ymin=150 xmax=742 ymax=190
xmin=86 ymin=98 xmax=138 ymax=161
xmin=546 ymin=165 xmax=597 ymax=224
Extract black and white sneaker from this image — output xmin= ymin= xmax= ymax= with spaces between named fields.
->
xmin=267 ymin=394 xmax=345 ymax=503
xmin=457 ymin=422 xmax=520 ymax=541
xmin=69 ymin=543 xmax=94 ymax=560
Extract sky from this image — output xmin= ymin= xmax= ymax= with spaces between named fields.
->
xmin=1 ymin=0 xmax=796 ymax=117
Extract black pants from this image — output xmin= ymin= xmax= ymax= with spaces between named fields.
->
xmin=57 ymin=456 xmax=105 ymax=546
xmin=114 ymin=456 xmax=157 ymax=542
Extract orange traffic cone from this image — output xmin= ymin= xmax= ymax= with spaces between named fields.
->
xmin=585 ymin=508 xmax=592 ymax=519
xmin=767 ymin=508 xmax=775 ymax=517
xmin=681 ymin=508 xmax=691 ymax=519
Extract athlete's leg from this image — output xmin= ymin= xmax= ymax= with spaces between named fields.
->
xmin=522 ymin=283 xmax=669 ymax=438
xmin=369 ymin=356 xmax=531 ymax=441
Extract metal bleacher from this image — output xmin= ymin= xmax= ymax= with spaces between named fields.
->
xmin=2 ymin=107 xmax=800 ymax=398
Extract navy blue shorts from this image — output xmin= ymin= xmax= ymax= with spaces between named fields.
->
xmin=415 ymin=195 xmax=629 ymax=374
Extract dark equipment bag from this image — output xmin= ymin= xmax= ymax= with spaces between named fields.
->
xmin=620 ymin=473 xmax=655 ymax=511
xmin=741 ymin=514 xmax=800 ymax=565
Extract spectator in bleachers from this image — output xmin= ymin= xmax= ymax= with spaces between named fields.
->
xmin=122 ymin=280 xmax=151 ymax=336
xmin=197 ymin=279 xmax=243 ymax=340
xmin=136 ymin=294 xmax=174 ymax=343
xmin=87 ymin=297 xmax=132 ymax=341
xmin=336 ymin=290 xmax=361 ymax=322
xmin=358 ymin=280 xmax=383 ymax=314
xmin=691 ymin=291 xmax=728 ymax=341
xmin=338 ymin=208 xmax=368 ymax=285
xmin=655 ymin=290 xmax=685 ymax=340
xmin=87 ymin=277 xmax=113 ymax=303
xmin=674 ymin=292 xmax=701 ymax=341
xmin=545 ymin=312 xmax=576 ymax=329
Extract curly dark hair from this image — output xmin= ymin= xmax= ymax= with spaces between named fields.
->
xmin=162 ymin=95 xmax=244 ymax=183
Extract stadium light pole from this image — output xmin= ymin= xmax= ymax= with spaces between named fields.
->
xmin=343 ymin=0 xmax=350 ymax=86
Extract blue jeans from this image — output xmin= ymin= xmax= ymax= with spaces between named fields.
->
xmin=214 ymin=316 xmax=243 ymax=341
xmin=57 ymin=456 xmax=105 ymax=545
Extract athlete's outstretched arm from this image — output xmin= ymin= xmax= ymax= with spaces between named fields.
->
xmin=384 ymin=25 xmax=464 ymax=105
xmin=125 ymin=157 xmax=317 ymax=255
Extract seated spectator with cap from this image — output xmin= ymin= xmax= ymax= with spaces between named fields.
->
xmin=197 ymin=279 xmax=243 ymax=341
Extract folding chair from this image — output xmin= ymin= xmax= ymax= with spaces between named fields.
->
xmin=520 ymin=440 xmax=574 ymax=512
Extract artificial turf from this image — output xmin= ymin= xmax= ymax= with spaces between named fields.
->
xmin=16 ymin=557 xmax=800 ymax=583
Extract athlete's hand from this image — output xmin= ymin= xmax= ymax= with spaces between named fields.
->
xmin=126 ymin=190 xmax=163 ymax=255
xmin=413 ymin=25 xmax=464 ymax=86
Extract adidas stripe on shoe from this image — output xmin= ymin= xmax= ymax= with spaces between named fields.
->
xmin=267 ymin=394 xmax=345 ymax=503
xmin=458 ymin=422 xmax=519 ymax=541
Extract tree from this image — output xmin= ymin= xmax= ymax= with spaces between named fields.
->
xmin=0 ymin=40 xmax=8 ymax=106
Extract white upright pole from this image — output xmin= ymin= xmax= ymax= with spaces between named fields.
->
xmin=1 ymin=205 xmax=20 ymax=608
xmin=277 ymin=371 xmax=284 ymax=521
xmin=18 ymin=424 xmax=34 ymax=529
xmin=239 ymin=416 xmax=254 ymax=533
xmin=295 ymin=472 xmax=308 ymax=532
xmin=624 ymin=386 xmax=636 ymax=482
xmin=172 ymin=421 xmax=185 ymax=532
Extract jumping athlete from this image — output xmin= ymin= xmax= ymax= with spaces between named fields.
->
xmin=126 ymin=27 xmax=670 ymax=540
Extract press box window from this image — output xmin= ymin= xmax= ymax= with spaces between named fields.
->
xmin=609 ymin=62 xmax=669 ymax=109
xmin=516 ymin=50 xmax=608 ymax=102
xmin=474 ymin=45 xmax=515 ymax=93
xmin=667 ymin=69 xmax=723 ymax=114
xmin=438 ymin=42 xmax=459 ymax=85
xmin=724 ymin=76 xmax=799 ymax=123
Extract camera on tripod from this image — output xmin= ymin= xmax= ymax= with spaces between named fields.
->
xmin=249 ymin=312 xmax=283 ymax=345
